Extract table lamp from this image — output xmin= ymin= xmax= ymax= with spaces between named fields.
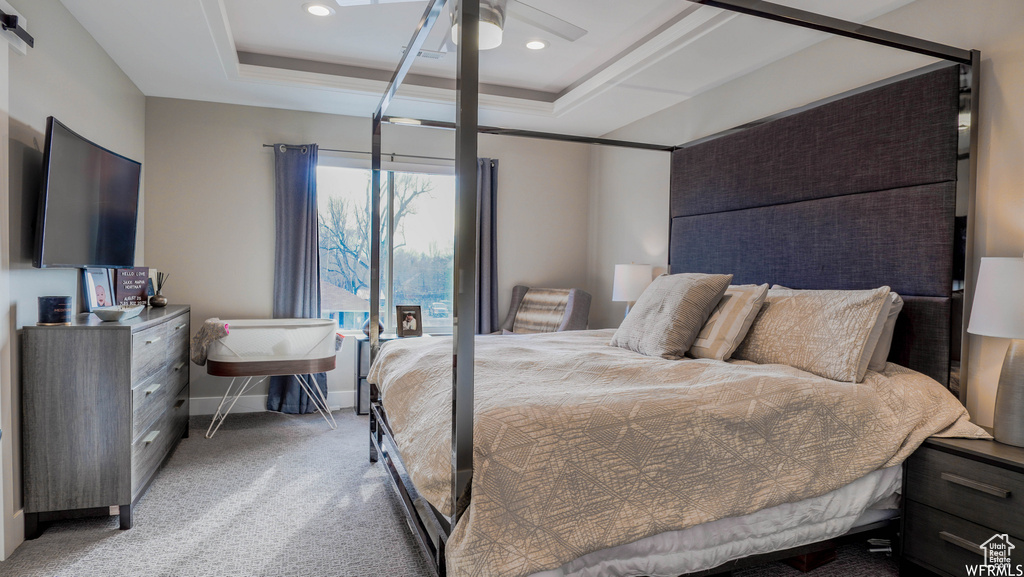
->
xmin=612 ymin=264 xmax=653 ymax=317
xmin=968 ymin=257 xmax=1024 ymax=446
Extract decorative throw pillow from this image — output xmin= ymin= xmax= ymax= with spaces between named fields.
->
xmin=868 ymin=292 xmax=904 ymax=372
xmin=734 ymin=286 xmax=891 ymax=382
xmin=689 ymin=284 xmax=769 ymax=361
xmin=770 ymin=285 xmax=893 ymax=378
xmin=610 ymin=273 xmax=732 ymax=359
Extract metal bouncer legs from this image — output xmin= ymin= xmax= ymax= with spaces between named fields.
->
xmin=205 ymin=373 xmax=337 ymax=439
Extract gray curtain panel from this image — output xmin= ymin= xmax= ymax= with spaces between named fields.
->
xmin=476 ymin=158 xmax=499 ymax=334
xmin=267 ymin=144 xmax=327 ymax=414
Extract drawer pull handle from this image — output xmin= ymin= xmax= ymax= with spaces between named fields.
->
xmin=941 ymin=472 xmax=1012 ymax=498
xmin=173 ymin=361 xmax=186 ymax=372
xmin=144 ymin=383 xmax=162 ymax=396
xmin=939 ymin=531 xmax=984 ymax=556
xmin=142 ymin=430 xmax=161 ymax=445
xmin=146 ymin=336 xmax=162 ymax=345
xmin=175 ymin=323 xmax=187 ymax=331
xmin=173 ymin=399 xmax=186 ymax=410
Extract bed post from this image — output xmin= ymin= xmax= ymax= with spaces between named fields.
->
xmin=452 ymin=0 xmax=480 ymax=526
xmin=369 ymin=112 xmax=382 ymax=463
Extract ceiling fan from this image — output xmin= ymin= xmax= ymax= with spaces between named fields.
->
xmin=334 ymin=0 xmax=588 ymax=50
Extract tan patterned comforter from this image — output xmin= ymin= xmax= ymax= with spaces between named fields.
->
xmin=368 ymin=329 xmax=987 ymax=577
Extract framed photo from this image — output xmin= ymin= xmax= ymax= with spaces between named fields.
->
xmin=396 ymin=305 xmax=423 ymax=337
xmin=82 ymin=268 xmax=114 ymax=311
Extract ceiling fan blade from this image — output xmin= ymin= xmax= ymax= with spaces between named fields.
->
xmin=508 ymin=1 xmax=587 ymax=42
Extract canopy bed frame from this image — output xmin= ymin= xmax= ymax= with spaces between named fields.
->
xmin=365 ymin=1 xmax=980 ymax=575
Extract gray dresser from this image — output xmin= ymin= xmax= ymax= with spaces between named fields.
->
xmin=22 ymin=305 xmax=190 ymax=537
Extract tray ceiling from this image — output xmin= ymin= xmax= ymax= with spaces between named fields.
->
xmin=59 ymin=0 xmax=916 ymax=137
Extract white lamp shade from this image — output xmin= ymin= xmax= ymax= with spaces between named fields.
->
xmin=612 ymin=264 xmax=653 ymax=302
xmin=968 ymin=257 xmax=1024 ymax=339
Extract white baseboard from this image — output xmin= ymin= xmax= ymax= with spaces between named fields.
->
xmin=189 ymin=390 xmax=355 ymax=417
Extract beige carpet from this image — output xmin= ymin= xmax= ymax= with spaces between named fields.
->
xmin=0 ymin=411 xmax=897 ymax=577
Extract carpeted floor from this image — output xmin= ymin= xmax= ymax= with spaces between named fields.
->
xmin=0 ymin=411 xmax=898 ymax=577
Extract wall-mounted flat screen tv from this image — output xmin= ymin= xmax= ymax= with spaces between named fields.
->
xmin=33 ymin=117 xmax=141 ymax=268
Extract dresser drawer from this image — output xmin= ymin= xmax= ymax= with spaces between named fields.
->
xmin=131 ymin=388 xmax=188 ymax=497
xmin=904 ymin=500 xmax=1020 ymax=577
xmin=167 ymin=315 xmax=190 ymax=357
xmin=132 ymin=355 xmax=189 ymax=442
xmin=906 ymin=446 xmax=1024 ymax=536
xmin=132 ymin=323 xmax=169 ymax=384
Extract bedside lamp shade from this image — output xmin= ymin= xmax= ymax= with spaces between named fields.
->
xmin=969 ymin=257 xmax=1024 ymax=447
xmin=968 ymin=258 xmax=1024 ymax=339
xmin=612 ymin=264 xmax=652 ymax=317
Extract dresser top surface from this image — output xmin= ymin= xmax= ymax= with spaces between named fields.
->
xmin=24 ymin=305 xmax=189 ymax=332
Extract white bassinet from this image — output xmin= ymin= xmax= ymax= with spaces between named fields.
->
xmin=205 ymin=319 xmax=338 ymax=438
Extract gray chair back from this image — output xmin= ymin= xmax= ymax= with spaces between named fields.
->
xmin=499 ymin=286 xmax=591 ymax=333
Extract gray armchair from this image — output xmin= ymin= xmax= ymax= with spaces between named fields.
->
xmin=498 ymin=285 xmax=591 ymax=333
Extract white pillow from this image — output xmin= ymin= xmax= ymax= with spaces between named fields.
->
xmin=868 ymin=292 xmax=904 ymax=372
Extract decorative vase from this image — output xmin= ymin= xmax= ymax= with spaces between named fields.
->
xmin=362 ymin=317 xmax=383 ymax=336
xmin=149 ymin=293 xmax=168 ymax=307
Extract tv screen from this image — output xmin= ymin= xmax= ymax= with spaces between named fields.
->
xmin=34 ymin=117 xmax=141 ymax=268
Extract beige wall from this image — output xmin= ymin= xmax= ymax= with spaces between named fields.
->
xmin=144 ymin=98 xmax=590 ymax=403
xmin=0 ymin=0 xmax=145 ymax=557
xmin=592 ymin=0 xmax=1024 ymax=426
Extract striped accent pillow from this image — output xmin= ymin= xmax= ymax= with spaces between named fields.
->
xmin=610 ymin=273 xmax=733 ymax=359
xmin=689 ymin=284 xmax=769 ymax=361
xmin=512 ymin=289 xmax=570 ymax=333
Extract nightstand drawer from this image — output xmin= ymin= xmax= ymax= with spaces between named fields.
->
xmin=904 ymin=500 xmax=1021 ymax=577
xmin=906 ymin=446 xmax=1024 ymax=536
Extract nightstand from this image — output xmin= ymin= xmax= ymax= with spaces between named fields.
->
xmin=355 ymin=334 xmax=397 ymax=415
xmin=901 ymin=431 xmax=1024 ymax=576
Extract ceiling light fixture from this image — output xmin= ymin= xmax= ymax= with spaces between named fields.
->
xmin=304 ymin=3 xmax=335 ymax=16
xmin=526 ymin=40 xmax=546 ymax=50
xmin=450 ymin=0 xmax=506 ymax=51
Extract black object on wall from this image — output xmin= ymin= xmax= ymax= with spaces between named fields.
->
xmin=1 ymin=11 xmax=34 ymax=48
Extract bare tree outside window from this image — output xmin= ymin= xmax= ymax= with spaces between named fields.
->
xmin=318 ymin=166 xmax=454 ymax=332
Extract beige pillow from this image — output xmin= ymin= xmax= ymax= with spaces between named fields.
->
xmin=734 ymin=286 xmax=891 ymax=382
xmin=770 ymin=285 xmax=893 ymax=378
xmin=689 ymin=284 xmax=769 ymax=360
xmin=868 ymin=292 xmax=904 ymax=372
xmin=610 ymin=273 xmax=733 ymax=359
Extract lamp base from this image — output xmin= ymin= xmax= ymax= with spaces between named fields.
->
xmin=994 ymin=339 xmax=1024 ymax=447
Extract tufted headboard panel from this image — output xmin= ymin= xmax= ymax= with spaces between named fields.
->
xmin=669 ymin=65 xmax=960 ymax=385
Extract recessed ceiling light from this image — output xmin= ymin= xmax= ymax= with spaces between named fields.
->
xmin=304 ymin=3 xmax=335 ymax=16
xmin=526 ymin=40 xmax=547 ymax=50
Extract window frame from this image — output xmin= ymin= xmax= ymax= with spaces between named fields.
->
xmin=317 ymin=152 xmax=455 ymax=335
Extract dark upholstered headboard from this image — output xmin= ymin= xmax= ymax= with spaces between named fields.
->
xmin=669 ymin=65 xmax=960 ymax=385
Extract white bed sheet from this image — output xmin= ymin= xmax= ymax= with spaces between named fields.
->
xmin=529 ymin=465 xmax=902 ymax=577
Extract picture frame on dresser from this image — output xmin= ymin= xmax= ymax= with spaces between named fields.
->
xmin=81 ymin=267 xmax=114 ymax=311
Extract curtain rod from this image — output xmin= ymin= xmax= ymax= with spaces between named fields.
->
xmin=262 ymin=144 xmax=453 ymax=163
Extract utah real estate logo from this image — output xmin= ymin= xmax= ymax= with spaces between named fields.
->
xmin=967 ymin=534 xmax=1023 ymax=576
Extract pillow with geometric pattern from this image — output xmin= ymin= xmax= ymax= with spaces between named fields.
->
xmin=733 ymin=286 xmax=891 ymax=382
